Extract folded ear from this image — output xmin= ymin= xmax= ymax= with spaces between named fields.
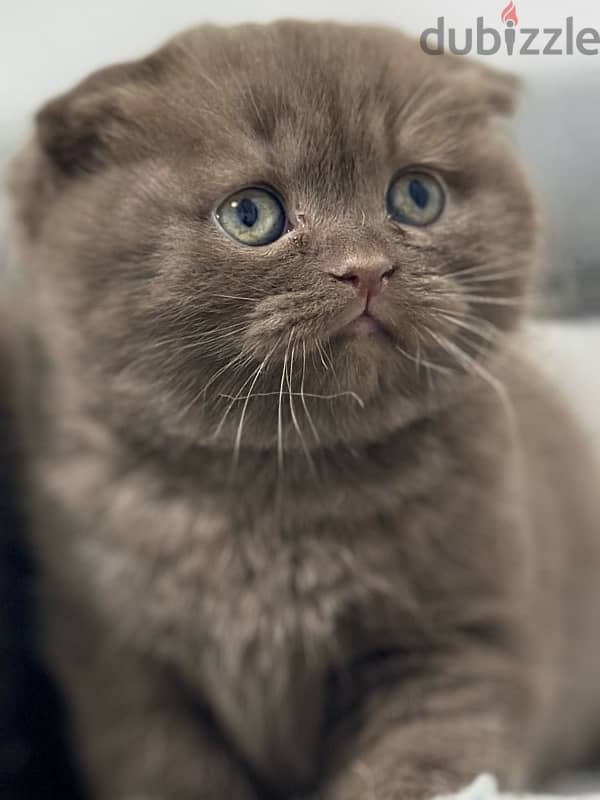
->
xmin=35 ymin=57 xmax=162 ymax=176
xmin=462 ymin=62 xmax=521 ymax=116
xmin=439 ymin=55 xmax=522 ymax=117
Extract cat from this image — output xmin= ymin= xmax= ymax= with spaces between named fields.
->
xmin=4 ymin=19 xmax=600 ymax=800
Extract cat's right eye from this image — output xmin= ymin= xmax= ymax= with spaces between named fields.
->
xmin=216 ymin=187 xmax=287 ymax=246
xmin=386 ymin=169 xmax=445 ymax=227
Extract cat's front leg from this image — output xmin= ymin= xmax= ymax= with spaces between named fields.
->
xmin=319 ymin=652 xmax=536 ymax=800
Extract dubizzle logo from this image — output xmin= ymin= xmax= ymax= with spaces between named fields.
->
xmin=420 ymin=3 xmax=600 ymax=56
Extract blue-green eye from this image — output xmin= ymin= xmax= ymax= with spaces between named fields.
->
xmin=216 ymin=187 xmax=286 ymax=246
xmin=386 ymin=170 xmax=445 ymax=226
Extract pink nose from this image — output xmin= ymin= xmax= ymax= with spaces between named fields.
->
xmin=329 ymin=261 xmax=395 ymax=298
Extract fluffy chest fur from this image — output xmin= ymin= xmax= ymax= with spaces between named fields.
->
xmin=34 ymin=405 xmax=524 ymax=790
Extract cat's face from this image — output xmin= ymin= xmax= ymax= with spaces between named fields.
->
xmin=12 ymin=22 xmax=536 ymax=451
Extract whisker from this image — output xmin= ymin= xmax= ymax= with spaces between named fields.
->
xmin=414 ymin=334 xmax=423 ymax=377
xmin=447 ymin=262 xmax=518 ymax=279
xmin=394 ymin=341 xmax=453 ymax=376
xmin=231 ymin=340 xmax=279 ymax=471
xmin=416 ymin=331 xmax=433 ymax=391
xmin=219 ymin=390 xmax=365 ymax=407
xmin=214 ymin=294 xmax=259 ymax=302
xmin=277 ymin=335 xmax=293 ymax=476
xmin=453 ymin=329 xmax=490 ymax=360
xmin=176 ymin=351 xmax=249 ymax=422
xmin=456 ymin=270 xmax=525 ymax=286
xmin=301 ymin=341 xmax=320 ymax=445
xmin=434 ymin=310 xmax=500 ymax=346
xmin=202 ymin=352 xmax=253 ymax=395
xmin=287 ymin=335 xmax=315 ymax=474
xmin=325 ymin=340 xmax=341 ymax=388
xmin=176 ymin=326 xmax=249 ymax=354
xmin=315 ymin=341 xmax=330 ymax=372
xmin=211 ymin=355 xmax=267 ymax=439
xmin=425 ymin=328 xmax=519 ymax=442
xmin=446 ymin=293 xmax=527 ymax=307
xmin=141 ymin=322 xmax=248 ymax=352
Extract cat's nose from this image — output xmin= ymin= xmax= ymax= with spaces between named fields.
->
xmin=329 ymin=260 xmax=396 ymax=298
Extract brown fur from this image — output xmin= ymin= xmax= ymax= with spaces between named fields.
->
xmin=4 ymin=20 xmax=600 ymax=800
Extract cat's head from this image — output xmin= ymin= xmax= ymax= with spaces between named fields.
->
xmin=10 ymin=21 xmax=537 ymax=452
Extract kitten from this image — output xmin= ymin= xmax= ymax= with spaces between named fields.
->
xmin=5 ymin=20 xmax=600 ymax=800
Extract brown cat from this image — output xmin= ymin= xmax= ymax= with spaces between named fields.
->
xmin=5 ymin=20 xmax=600 ymax=800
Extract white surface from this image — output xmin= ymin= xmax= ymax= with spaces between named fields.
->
xmin=437 ymin=775 xmax=600 ymax=800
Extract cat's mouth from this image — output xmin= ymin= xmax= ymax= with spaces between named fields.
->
xmin=334 ymin=299 xmax=393 ymax=340
xmin=340 ymin=311 xmax=387 ymax=338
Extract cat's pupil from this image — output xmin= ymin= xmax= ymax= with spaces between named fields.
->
xmin=409 ymin=179 xmax=429 ymax=209
xmin=237 ymin=198 xmax=259 ymax=228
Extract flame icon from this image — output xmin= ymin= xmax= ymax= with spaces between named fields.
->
xmin=501 ymin=0 xmax=519 ymax=26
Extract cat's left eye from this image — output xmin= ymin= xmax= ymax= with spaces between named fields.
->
xmin=216 ymin=187 xmax=286 ymax=246
xmin=386 ymin=169 xmax=445 ymax=227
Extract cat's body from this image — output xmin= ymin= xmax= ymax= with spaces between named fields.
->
xmin=4 ymin=20 xmax=600 ymax=800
